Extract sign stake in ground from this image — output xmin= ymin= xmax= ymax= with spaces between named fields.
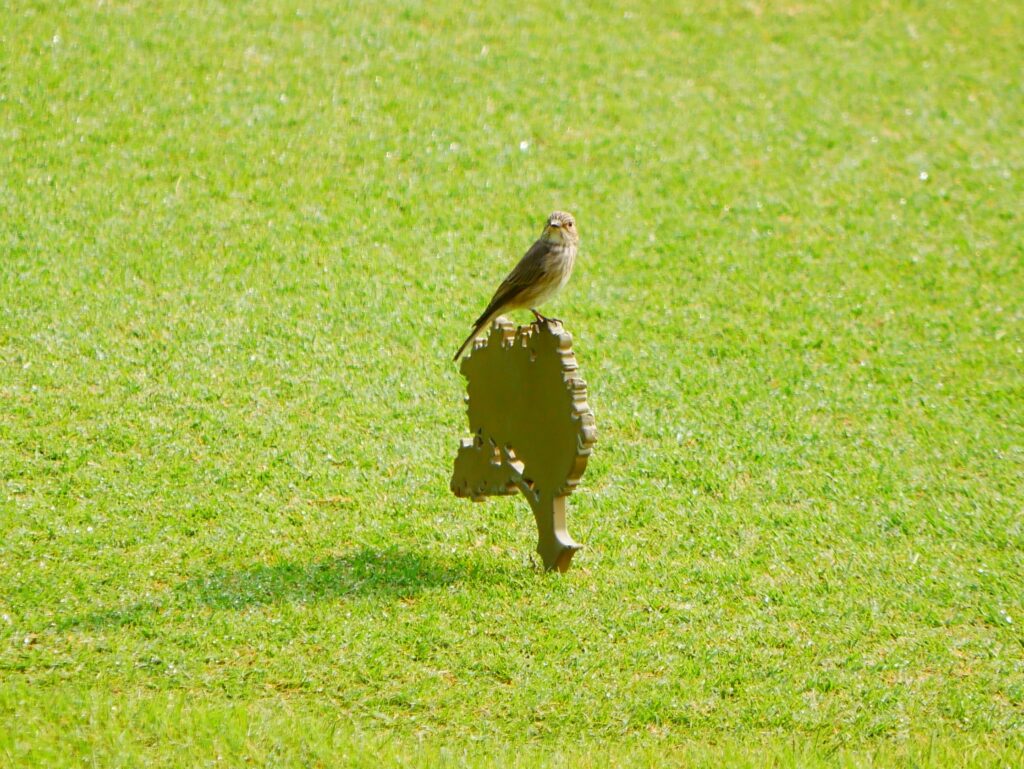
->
xmin=451 ymin=317 xmax=597 ymax=572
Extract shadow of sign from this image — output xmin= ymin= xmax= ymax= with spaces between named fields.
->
xmin=59 ymin=546 xmax=513 ymax=630
xmin=193 ymin=547 xmax=482 ymax=608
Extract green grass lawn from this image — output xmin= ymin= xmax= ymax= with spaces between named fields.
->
xmin=2 ymin=0 xmax=1022 ymax=765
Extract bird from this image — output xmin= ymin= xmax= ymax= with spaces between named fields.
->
xmin=453 ymin=211 xmax=580 ymax=361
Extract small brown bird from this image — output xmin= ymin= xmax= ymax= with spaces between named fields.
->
xmin=453 ymin=211 xmax=580 ymax=361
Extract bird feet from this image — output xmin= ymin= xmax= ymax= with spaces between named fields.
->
xmin=531 ymin=309 xmax=562 ymax=325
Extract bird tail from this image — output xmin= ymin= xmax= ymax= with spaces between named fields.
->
xmin=453 ymin=310 xmax=499 ymax=361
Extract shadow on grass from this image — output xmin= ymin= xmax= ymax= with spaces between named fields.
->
xmin=193 ymin=546 xmax=495 ymax=609
xmin=61 ymin=546 xmax=513 ymax=630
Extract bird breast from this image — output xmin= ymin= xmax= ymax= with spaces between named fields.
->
xmin=553 ymin=243 xmax=577 ymax=289
xmin=527 ymin=243 xmax=576 ymax=305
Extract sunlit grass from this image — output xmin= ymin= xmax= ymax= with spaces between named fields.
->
xmin=1 ymin=1 xmax=1022 ymax=765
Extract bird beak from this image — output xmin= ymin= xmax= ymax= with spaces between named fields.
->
xmin=547 ymin=220 xmax=562 ymax=229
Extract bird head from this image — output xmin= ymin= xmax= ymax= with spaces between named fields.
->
xmin=542 ymin=211 xmax=579 ymax=245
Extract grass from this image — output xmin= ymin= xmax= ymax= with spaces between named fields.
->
xmin=1 ymin=0 xmax=1022 ymax=765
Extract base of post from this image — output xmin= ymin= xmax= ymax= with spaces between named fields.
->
xmin=537 ymin=538 xmax=582 ymax=572
xmin=531 ymin=494 xmax=580 ymax=572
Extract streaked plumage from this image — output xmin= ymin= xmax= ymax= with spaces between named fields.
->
xmin=454 ymin=211 xmax=580 ymax=361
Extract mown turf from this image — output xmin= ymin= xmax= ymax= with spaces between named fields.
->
xmin=1 ymin=0 xmax=1022 ymax=766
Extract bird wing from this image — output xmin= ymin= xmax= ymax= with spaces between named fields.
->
xmin=473 ymin=238 xmax=551 ymax=326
